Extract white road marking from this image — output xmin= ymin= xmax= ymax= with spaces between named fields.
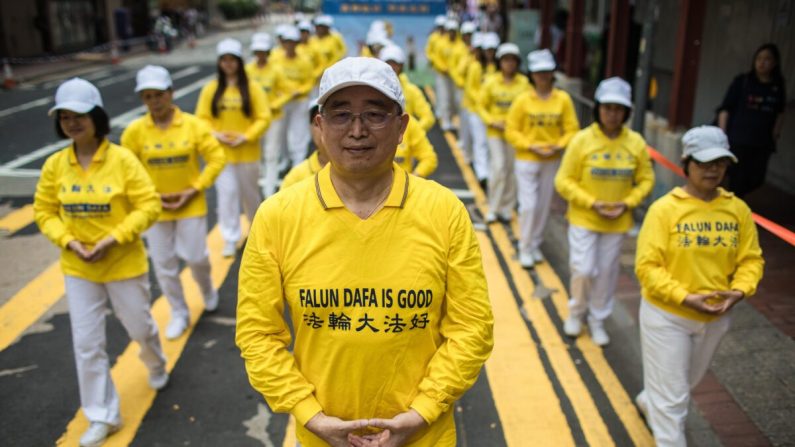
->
xmin=95 ymin=71 xmax=137 ymax=87
xmin=0 ymin=364 xmax=38 ymax=378
xmin=0 ymin=97 xmax=52 ymax=119
xmin=451 ymin=188 xmax=475 ymax=199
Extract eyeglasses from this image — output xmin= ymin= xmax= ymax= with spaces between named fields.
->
xmin=693 ymin=158 xmax=731 ymax=169
xmin=322 ymin=109 xmax=395 ymax=129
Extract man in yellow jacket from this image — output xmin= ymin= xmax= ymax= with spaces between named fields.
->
xmin=433 ymin=19 xmax=461 ymax=131
xmin=379 ymin=45 xmax=436 ymax=131
xmin=236 ymin=57 xmax=494 ymax=447
xmin=313 ymin=15 xmax=347 ymax=70
xmin=122 ymin=65 xmax=227 ymax=339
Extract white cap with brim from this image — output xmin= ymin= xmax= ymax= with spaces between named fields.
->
xmin=298 ymin=20 xmax=314 ymax=32
xmin=135 ymin=65 xmax=172 ymax=92
xmin=281 ymin=26 xmax=300 ymax=42
xmin=461 ymin=22 xmax=477 ymax=34
xmin=444 ymin=20 xmax=459 ymax=31
xmin=318 ymin=57 xmax=405 ymax=111
xmin=434 ymin=15 xmax=446 ymax=27
xmin=527 ymin=49 xmax=556 ymax=72
xmin=472 ymin=32 xmax=484 ymax=48
xmin=681 ymin=126 xmax=738 ymax=163
xmin=378 ymin=45 xmax=406 ymax=65
xmin=496 ymin=43 xmax=520 ymax=60
xmin=595 ymin=77 xmax=633 ymax=108
xmin=217 ymin=38 xmax=243 ymax=57
xmin=275 ymin=24 xmax=290 ymax=38
xmin=482 ymin=33 xmax=500 ymax=50
xmin=48 ymin=77 xmax=103 ymax=116
xmin=314 ymin=15 xmax=333 ymax=27
xmin=250 ymin=33 xmax=273 ymax=52
xmin=366 ymin=29 xmax=390 ymax=47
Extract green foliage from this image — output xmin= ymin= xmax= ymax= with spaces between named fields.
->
xmin=218 ymin=0 xmax=261 ymax=20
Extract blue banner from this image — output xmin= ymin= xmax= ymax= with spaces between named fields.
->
xmin=322 ymin=0 xmax=445 ymax=15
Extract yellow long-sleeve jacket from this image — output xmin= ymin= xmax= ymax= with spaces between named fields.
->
xmin=236 ymin=163 xmax=494 ymax=447
xmin=195 ymin=79 xmax=271 ymax=164
xmin=505 ymin=87 xmax=580 ymax=162
xmin=279 ymin=53 xmax=316 ymax=101
xmin=121 ymin=107 xmax=226 ymax=221
xmin=463 ymin=61 xmax=496 ymax=112
xmin=478 ymin=74 xmax=531 ymax=138
xmin=313 ymin=32 xmax=347 ymax=69
xmin=395 ymin=118 xmax=438 ymax=177
xmin=449 ymin=42 xmax=471 ymax=89
xmin=34 ymin=139 xmax=161 ymax=282
xmin=298 ymin=40 xmax=325 ymax=81
xmin=280 ymin=151 xmax=323 ymax=190
xmin=400 ymin=73 xmax=436 ymax=131
xmin=246 ymin=60 xmax=297 ymax=120
xmin=431 ymin=35 xmax=458 ymax=73
xmin=425 ymin=31 xmax=444 ymax=71
xmin=554 ymin=124 xmax=654 ymax=233
xmin=635 ymin=187 xmax=764 ymax=322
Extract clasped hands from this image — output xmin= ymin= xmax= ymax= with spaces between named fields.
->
xmin=305 ymin=409 xmax=427 ymax=447
xmin=528 ymin=144 xmax=563 ymax=158
xmin=67 ymin=236 xmax=117 ymax=263
xmin=592 ymin=200 xmax=628 ymax=220
xmin=213 ymin=131 xmax=247 ymax=147
xmin=161 ymin=187 xmax=198 ymax=210
xmin=683 ymin=290 xmax=744 ymax=316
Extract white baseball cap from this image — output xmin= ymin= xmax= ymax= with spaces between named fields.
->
xmin=369 ymin=20 xmax=386 ymax=33
xmin=595 ymin=77 xmax=633 ymax=108
xmin=318 ymin=57 xmax=405 ymax=111
xmin=379 ymin=45 xmax=406 ymax=65
xmin=472 ymin=32 xmax=484 ymax=48
xmin=482 ymin=32 xmax=500 ymax=50
xmin=434 ymin=15 xmax=446 ymax=27
xmin=314 ymin=15 xmax=333 ymax=27
xmin=135 ymin=65 xmax=172 ymax=92
xmin=496 ymin=43 xmax=520 ymax=60
xmin=461 ymin=22 xmax=477 ymax=34
xmin=527 ymin=49 xmax=556 ymax=72
xmin=298 ymin=20 xmax=314 ymax=32
xmin=444 ymin=19 xmax=459 ymax=31
xmin=275 ymin=24 xmax=290 ymax=38
xmin=217 ymin=38 xmax=243 ymax=57
xmin=281 ymin=26 xmax=300 ymax=42
xmin=366 ymin=29 xmax=390 ymax=47
xmin=250 ymin=33 xmax=273 ymax=52
xmin=681 ymin=126 xmax=737 ymax=163
xmin=49 ymin=78 xmax=103 ymax=116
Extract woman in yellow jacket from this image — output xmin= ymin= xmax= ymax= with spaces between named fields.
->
xmin=478 ymin=42 xmax=530 ymax=223
xmin=121 ymin=65 xmax=226 ymax=340
xmin=464 ymin=32 xmax=499 ymax=187
xmin=246 ymin=33 xmax=297 ymax=198
xmin=195 ymin=38 xmax=270 ymax=257
xmin=34 ymin=78 xmax=165 ymax=447
xmin=506 ymin=49 xmax=579 ymax=266
xmin=635 ymin=125 xmax=763 ymax=446
xmin=553 ymin=77 xmax=653 ymax=345
xmin=379 ymin=44 xmax=436 ymax=131
xmin=450 ymin=22 xmax=476 ymax=158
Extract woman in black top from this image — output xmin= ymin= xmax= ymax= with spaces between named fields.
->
xmin=717 ymin=43 xmax=786 ymax=197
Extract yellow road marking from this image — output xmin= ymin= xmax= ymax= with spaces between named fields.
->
xmin=534 ymin=262 xmax=655 ymax=447
xmin=422 ymin=85 xmax=436 ymax=105
xmin=0 ymin=204 xmax=34 ymax=235
xmin=479 ymin=231 xmax=575 ymax=445
xmin=0 ymin=261 xmax=63 ymax=351
xmin=445 ymin=130 xmax=613 ymax=445
xmin=282 ymin=416 xmax=296 ymax=447
xmin=57 ymin=220 xmax=249 ymax=446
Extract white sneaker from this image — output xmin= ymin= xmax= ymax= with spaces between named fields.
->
xmin=563 ymin=316 xmax=582 ymax=337
xmin=204 ymin=289 xmax=219 ymax=313
xmin=148 ymin=369 xmax=169 ymax=390
xmin=589 ymin=320 xmax=610 ymax=346
xmin=485 ymin=212 xmax=498 ymax=224
xmin=519 ymin=252 xmax=535 ymax=268
xmin=635 ymin=390 xmax=649 ymax=421
xmin=222 ymin=241 xmax=236 ymax=258
xmin=531 ymin=248 xmax=545 ymax=264
xmin=80 ymin=421 xmax=119 ymax=447
xmin=165 ymin=317 xmax=189 ymax=340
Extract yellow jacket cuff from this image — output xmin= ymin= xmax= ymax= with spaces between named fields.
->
xmin=672 ymin=287 xmax=689 ymax=305
xmin=60 ymin=234 xmax=76 ymax=249
xmin=410 ymin=392 xmax=445 ymax=425
xmin=292 ymin=395 xmax=324 ymax=427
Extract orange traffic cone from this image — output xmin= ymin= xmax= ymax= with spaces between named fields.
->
xmin=3 ymin=59 xmax=16 ymax=89
xmin=188 ymin=34 xmax=196 ymax=49
xmin=110 ymin=41 xmax=121 ymax=64
xmin=158 ymin=35 xmax=167 ymax=54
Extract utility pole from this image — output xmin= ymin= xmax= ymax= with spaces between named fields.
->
xmin=632 ymin=0 xmax=658 ymax=132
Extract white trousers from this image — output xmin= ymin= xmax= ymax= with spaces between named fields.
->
xmin=262 ymin=117 xmax=287 ymax=198
xmin=216 ymin=162 xmax=261 ymax=243
xmin=566 ymin=224 xmax=624 ymax=321
xmin=282 ymin=98 xmax=310 ymax=167
xmin=487 ymin=137 xmax=517 ymax=218
xmin=515 ymin=159 xmax=560 ymax=253
xmin=65 ymin=274 xmax=166 ymax=425
xmin=434 ymin=72 xmax=454 ymax=127
xmin=639 ymin=300 xmax=731 ymax=447
xmin=468 ymin=111 xmax=489 ymax=181
xmin=458 ymin=107 xmax=473 ymax=161
xmin=144 ymin=217 xmax=213 ymax=321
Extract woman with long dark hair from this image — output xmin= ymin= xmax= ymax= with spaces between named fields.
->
xmin=717 ymin=43 xmax=786 ymax=197
xmin=195 ymin=38 xmax=271 ymax=257
xmin=34 ymin=78 xmax=166 ymax=446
